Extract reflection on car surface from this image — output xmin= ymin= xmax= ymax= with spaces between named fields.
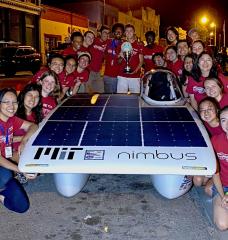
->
xmin=0 ymin=46 xmax=41 ymax=77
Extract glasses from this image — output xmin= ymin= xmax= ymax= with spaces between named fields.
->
xmin=1 ymin=101 xmax=18 ymax=106
xmin=51 ymin=62 xmax=64 ymax=68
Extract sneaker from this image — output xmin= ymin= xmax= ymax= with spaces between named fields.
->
xmin=15 ymin=173 xmax=28 ymax=185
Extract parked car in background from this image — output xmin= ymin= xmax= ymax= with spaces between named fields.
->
xmin=0 ymin=45 xmax=41 ymax=77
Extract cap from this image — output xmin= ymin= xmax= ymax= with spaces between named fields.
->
xmin=188 ymin=28 xmax=198 ymax=37
xmin=78 ymin=51 xmax=92 ymax=62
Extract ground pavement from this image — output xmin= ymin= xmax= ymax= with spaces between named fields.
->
xmin=1 ymin=174 xmax=228 ymax=240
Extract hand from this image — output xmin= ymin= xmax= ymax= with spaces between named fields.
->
xmin=24 ymin=173 xmax=38 ymax=180
xmin=221 ymin=195 xmax=228 ymax=209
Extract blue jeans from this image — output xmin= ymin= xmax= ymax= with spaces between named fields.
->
xmin=0 ymin=166 xmax=29 ymax=213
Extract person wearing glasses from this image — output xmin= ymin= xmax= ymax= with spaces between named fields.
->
xmin=0 ymin=88 xmax=38 ymax=213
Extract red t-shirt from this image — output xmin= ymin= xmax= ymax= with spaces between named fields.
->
xmin=167 ymin=59 xmax=184 ymax=77
xmin=59 ymin=70 xmax=75 ymax=88
xmin=75 ymin=45 xmax=91 ymax=59
xmin=74 ymin=69 xmax=89 ymax=83
xmin=0 ymin=116 xmax=24 ymax=157
xmin=186 ymin=76 xmax=207 ymax=103
xmin=211 ymin=132 xmax=228 ymax=186
xmin=89 ymin=37 xmax=108 ymax=72
xmin=104 ymin=39 xmax=122 ymax=78
xmin=31 ymin=68 xmax=48 ymax=83
xmin=204 ymin=122 xmax=223 ymax=137
xmin=62 ymin=47 xmax=77 ymax=58
xmin=218 ymin=73 xmax=228 ymax=93
xmin=42 ymin=96 xmax=57 ymax=118
xmin=219 ymin=93 xmax=228 ymax=109
xmin=143 ymin=44 xmax=164 ymax=73
xmin=118 ymin=40 xmax=143 ymax=78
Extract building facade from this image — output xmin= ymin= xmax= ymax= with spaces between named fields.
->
xmin=40 ymin=5 xmax=88 ymax=63
xmin=0 ymin=0 xmax=41 ymax=49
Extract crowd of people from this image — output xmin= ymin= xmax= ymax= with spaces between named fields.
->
xmin=0 ymin=22 xmax=228 ymax=231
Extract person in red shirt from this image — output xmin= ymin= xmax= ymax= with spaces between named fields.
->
xmin=117 ymin=24 xmax=144 ymax=94
xmin=0 ymin=88 xmax=38 ymax=213
xmin=187 ymin=51 xmax=228 ymax=110
xmin=62 ymin=31 xmax=84 ymax=58
xmin=72 ymin=52 xmax=91 ymax=94
xmin=191 ymin=40 xmax=205 ymax=56
xmin=143 ymin=31 xmax=164 ymax=73
xmin=193 ymin=97 xmax=223 ymax=197
xmin=103 ymin=22 xmax=124 ymax=93
xmin=211 ymin=106 xmax=228 ymax=231
xmin=204 ymin=77 xmax=228 ymax=109
xmin=165 ymin=26 xmax=179 ymax=46
xmin=165 ymin=45 xmax=184 ymax=78
xmin=59 ymin=56 xmax=77 ymax=99
xmin=39 ymin=70 xmax=58 ymax=118
xmin=176 ymin=40 xmax=190 ymax=61
xmin=87 ymin=26 xmax=110 ymax=93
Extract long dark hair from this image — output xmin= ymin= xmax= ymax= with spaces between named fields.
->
xmin=17 ymin=83 xmax=43 ymax=123
xmin=190 ymin=51 xmax=218 ymax=82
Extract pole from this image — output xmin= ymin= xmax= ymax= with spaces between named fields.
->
xmin=214 ymin=24 xmax=216 ymax=46
xmin=223 ymin=20 xmax=226 ymax=47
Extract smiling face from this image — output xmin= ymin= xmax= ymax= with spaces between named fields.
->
xmin=65 ymin=58 xmax=76 ymax=74
xmin=72 ymin=36 xmax=83 ymax=50
xmin=114 ymin=27 xmax=123 ymax=40
xmin=0 ymin=91 xmax=18 ymax=122
xmin=50 ymin=57 xmax=64 ymax=74
xmin=184 ymin=56 xmax=193 ymax=72
xmin=166 ymin=48 xmax=177 ymax=62
xmin=24 ymin=90 xmax=40 ymax=113
xmin=125 ymin=27 xmax=135 ymax=41
xmin=40 ymin=76 xmax=56 ymax=97
xmin=101 ymin=29 xmax=110 ymax=42
xmin=167 ymin=30 xmax=177 ymax=43
xmin=192 ymin=41 xmax=204 ymax=55
xmin=199 ymin=100 xmax=217 ymax=124
xmin=198 ymin=53 xmax=213 ymax=75
xmin=177 ymin=42 xmax=189 ymax=58
xmin=204 ymin=79 xmax=222 ymax=100
xmin=78 ymin=55 xmax=90 ymax=70
xmin=220 ymin=109 xmax=228 ymax=135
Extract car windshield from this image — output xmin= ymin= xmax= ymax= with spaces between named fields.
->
xmin=0 ymin=48 xmax=17 ymax=57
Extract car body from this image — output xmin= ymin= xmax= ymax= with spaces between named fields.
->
xmin=0 ymin=45 xmax=41 ymax=77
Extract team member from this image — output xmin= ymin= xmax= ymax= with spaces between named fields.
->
xmin=72 ymin=52 xmax=91 ymax=94
xmin=143 ymin=31 xmax=164 ymax=73
xmin=180 ymin=54 xmax=196 ymax=97
xmin=165 ymin=46 xmax=183 ymax=78
xmin=191 ymin=40 xmax=205 ymax=56
xmin=188 ymin=28 xmax=200 ymax=44
xmin=193 ymin=97 xmax=223 ymax=197
xmin=103 ymin=23 xmax=124 ymax=93
xmin=165 ymin=26 xmax=179 ymax=46
xmin=186 ymin=51 xmax=228 ymax=110
xmin=211 ymin=106 xmax=228 ymax=231
xmin=87 ymin=25 xmax=110 ymax=93
xmin=176 ymin=40 xmax=190 ymax=61
xmin=0 ymin=88 xmax=38 ymax=213
xmin=152 ymin=52 xmax=167 ymax=69
xmin=39 ymin=70 xmax=58 ymax=118
xmin=62 ymin=31 xmax=84 ymax=58
xmin=117 ymin=24 xmax=144 ymax=94
xmin=204 ymin=78 xmax=228 ymax=109
xmin=59 ymin=56 xmax=77 ymax=99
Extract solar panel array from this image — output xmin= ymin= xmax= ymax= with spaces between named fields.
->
xmin=32 ymin=94 xmax=207 ymax=147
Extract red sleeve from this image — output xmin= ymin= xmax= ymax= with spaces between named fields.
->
xmin=186 ymin=76 xmax=195 ymax=94
xmin=12 ymin=116 xmax=24 ymax=132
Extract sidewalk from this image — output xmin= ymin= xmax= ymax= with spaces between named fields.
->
xmin=1 ymin=174 xmax=227 ymax=240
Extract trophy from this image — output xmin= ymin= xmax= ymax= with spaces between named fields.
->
xmin=121 ymin=42 xmax=133 ymax=73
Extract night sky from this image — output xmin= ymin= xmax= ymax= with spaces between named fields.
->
xmin=43 ymin=0 xmax=227 ymax=36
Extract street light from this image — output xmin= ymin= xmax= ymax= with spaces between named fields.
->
xmin=200 ymin=16 xmax=208 ymax=24
xmin=210 ymin=22 xmax=216 ymax=46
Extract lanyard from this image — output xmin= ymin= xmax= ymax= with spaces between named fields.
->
xmin=0 ymin=124 xmax=10 ymax=145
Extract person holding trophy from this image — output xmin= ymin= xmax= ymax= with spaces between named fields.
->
xmin=117 ymin=24 xmax=144 ymax=94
